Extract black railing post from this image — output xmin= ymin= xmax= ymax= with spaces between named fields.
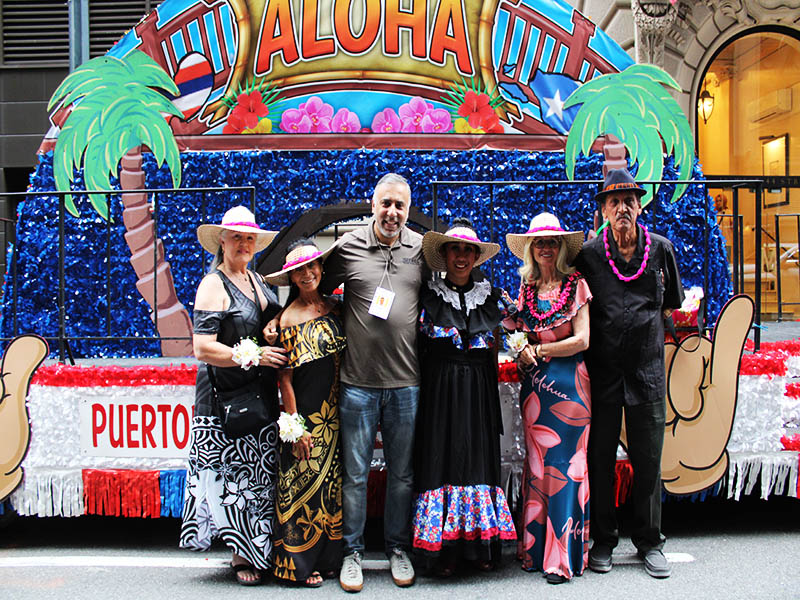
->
xmin=755 ymin=183 xmax=763 ymax=351
xmin=776 ymin=214 xmax=782 ymax=321
xmin=58 ymin=194 xmax=66 ymax=363
xmin=489 ymin=183 xmax=495 ymax=282
xmin=106 ymin=194 xmax=112 ymax=337
xmin=703 ymin=182 xmax=709 ymax=330
xmin=732 ymin=186 xmax=740 ymax=295
xmin=153 ymin=191 xmax=159 ymax=337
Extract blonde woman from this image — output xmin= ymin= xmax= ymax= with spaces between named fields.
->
xmin=506 ymin=213 xmax=591 ymax=584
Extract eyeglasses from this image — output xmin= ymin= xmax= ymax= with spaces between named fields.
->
xmin=533 ymin=238 xmax=559 ymax=249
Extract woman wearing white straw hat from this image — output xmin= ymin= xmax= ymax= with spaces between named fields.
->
xmin=504 ymin=212 xmax=591 ymax=585
xmin=264 ymin=238 xmax=346 ymax=588
xmin=180 ymin=206 xmax=287 ymax=586
xmin=411 ymin=218 xmax=516 ymax=576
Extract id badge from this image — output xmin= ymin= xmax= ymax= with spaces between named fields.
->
xmin=368 ymin=286 xmax=395 ymax=320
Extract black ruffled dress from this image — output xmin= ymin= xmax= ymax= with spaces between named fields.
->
xmin=411 ymin=274 xmax=516 ymax=562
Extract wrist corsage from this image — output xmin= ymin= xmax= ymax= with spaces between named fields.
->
xmin=278 ymin=411 xmax=307 ymax=443
xmin=506 ymin=331 xmax=529 ymax=359
xmin=231 ymin=337 xmax=261 ymax=370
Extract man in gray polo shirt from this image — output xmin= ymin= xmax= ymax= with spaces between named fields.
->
xmin=322 ymin=173 xmax=427 ymax=592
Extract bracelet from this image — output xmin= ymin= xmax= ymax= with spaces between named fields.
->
xmin=534 ymin=344 xmax=542 ymax=358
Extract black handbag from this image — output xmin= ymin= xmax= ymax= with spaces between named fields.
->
xmin=208 ymin=366 xmax=272 ymax=439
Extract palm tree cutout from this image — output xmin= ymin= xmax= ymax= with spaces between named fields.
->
xmin=48 ymin=51 xmax=193 ymax=357
xmin=563 ymin=64 xmax=694 ymax=208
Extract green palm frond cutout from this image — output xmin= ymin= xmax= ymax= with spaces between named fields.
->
xmin=49 ymin=51 xmax=182 ymax=219
xmin=563 ymin=64 xmax=694 ymax=207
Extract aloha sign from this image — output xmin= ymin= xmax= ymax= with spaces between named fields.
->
xmin=42 ymin=0 xmax=634 ymax=151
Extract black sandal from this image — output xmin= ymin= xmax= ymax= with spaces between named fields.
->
xmin=304 ymin=571 xmax=323 ymax=588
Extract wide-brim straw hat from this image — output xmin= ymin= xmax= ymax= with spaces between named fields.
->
xmin=506 ymin=213 xmax=584 ymax=263
xmin=594 ymin=168 xmax=646 ymax=203
xmin=263 ymin=242 xmax=336 ymax=286
xmin=422 ymin=225 xmax=501 ymax=272
xmin=197 ymin=206 xmax=277 ymax=254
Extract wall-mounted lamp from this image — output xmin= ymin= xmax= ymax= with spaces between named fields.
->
xmin=698 ymin=85 xmax=715 ymax=124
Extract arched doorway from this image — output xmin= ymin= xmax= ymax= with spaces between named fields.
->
xmin=696 ymin=28 xmax=800 ymax=317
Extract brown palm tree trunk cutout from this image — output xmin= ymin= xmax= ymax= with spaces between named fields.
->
xmin=119 ymin=149 xmax=193 ymax=356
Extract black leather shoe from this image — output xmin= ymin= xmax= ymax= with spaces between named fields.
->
xmin=639 ymin=549 xmax=672 ymax=578
xmin=546 ymin=573 xmax=568 ymax=585
xmin=588 ymin=544 xmax=613 ymax=573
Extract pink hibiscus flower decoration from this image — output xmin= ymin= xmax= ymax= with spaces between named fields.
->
xmin=371 ymin=108 xmax=402 ymax=133
xmin=298 ymin=96 xmax=333 ymax=132
xmin=568 ymin=428 xmax=590 ymax=509
xmin=280 ymin=108 xmax=312 ymax=133
xmin=331 ymin=108 xmax=361 ymax=133
xmin=421 ymin=108 xmax=452 ymax=133
xmin=523 ymin=391 xmax=561 ymax=480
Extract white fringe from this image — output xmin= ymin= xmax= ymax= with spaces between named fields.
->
xmin=10 ymin=468 xmax=84 ymax=517
xmin=726 ymin=451 xmax=798 ymax=501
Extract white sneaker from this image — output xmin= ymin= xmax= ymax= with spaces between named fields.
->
xmin=340 ymin=552 xmax=363 ymax=593
xmin=389 ymin=548 xmax=415 ymax=587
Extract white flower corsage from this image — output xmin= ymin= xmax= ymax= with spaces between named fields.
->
xmin=231 ymin=337 xmax=261 ymax=370
xmin=278 ymin=411 xmax=307 ymax=443
xmin=506 ymin=331 xmax=529 ymax=359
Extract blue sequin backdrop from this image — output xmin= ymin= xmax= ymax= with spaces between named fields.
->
xmin=1 ymin=150 xmax=731 ymax=357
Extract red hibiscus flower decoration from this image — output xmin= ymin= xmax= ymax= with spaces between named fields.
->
xmin=458 ymin=91 xmax=497 ymax=129
xmin=232 ymin=91 xmax=269 ymax=129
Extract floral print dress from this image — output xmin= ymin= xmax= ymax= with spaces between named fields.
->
xmin=516 ymin=276 xmax=592 ymax=579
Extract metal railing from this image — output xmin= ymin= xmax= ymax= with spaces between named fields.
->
xmin=432 ymin=178 xmax=764 ymax=348
xmin=1 ymin=186 xmax=256 ymax=362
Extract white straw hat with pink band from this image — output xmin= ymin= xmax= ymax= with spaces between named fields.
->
xmin=197 ymin=206 xmax=277 ymax=254
xmin=506 ymin=213 xmax=584 ymax=262
xmin=263 ymin=242 xmax=336 ymax=286
xmin=422 ymin=224 xmax=501 ymax=272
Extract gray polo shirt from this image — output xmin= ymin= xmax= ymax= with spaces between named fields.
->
xmin=322 ymin=219 xmax=427 ymax=388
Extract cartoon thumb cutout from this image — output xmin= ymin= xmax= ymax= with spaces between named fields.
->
xmin=0 ymin=335 xmax=48 ymax=501
xmin=661 ymin=295 xmax=754 ymax=495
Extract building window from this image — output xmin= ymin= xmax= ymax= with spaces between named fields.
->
xmin=697 ymin=30 xmax=800 ymax=179
xmin=0 ymin=0 xmax=160 ymax=66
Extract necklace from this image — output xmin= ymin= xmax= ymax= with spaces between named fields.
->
xmin=522 ymin=272 xmax=579 ymax=324
xmin=603 ymin=226 xmax=651 ymax=282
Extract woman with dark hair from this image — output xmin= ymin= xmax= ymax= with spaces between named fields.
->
xmin=411 ymin=218 xmax=516 ymax=576
xmin=505 ymin=212 xmax=591 ymax=584
xmin=180 ymin=206 xmax=287 ymax=586
xmin=264 ymin=238 xmax=346 ymax=587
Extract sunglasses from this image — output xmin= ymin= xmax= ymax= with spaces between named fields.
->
xmin=533 ymin=238 xmax=560 ymax=249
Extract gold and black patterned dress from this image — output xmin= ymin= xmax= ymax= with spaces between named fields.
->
xmin=273 ymin=312 xmax=347 ymax=582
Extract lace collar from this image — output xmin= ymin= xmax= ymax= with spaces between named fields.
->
xmin=427 ymin=278 xmax=492 ymax=314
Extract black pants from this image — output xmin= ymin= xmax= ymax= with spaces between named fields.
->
xmin=588 ymin=400 xmax=666 ymax=552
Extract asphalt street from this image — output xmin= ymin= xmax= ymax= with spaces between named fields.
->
xmin=1 ymin=494 xmax=798 ymax=599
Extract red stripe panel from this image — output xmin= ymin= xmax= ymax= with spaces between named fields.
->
xmin=82 ymin=469 xmax=161 ymax=518
xmin=32 ymin=364 xmax=198 ymax=386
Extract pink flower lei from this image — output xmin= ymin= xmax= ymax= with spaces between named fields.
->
xmin=523 ymin=271 xmax=580 ymax=322
xmin=603 ymin=225 xmax=651 ymax=282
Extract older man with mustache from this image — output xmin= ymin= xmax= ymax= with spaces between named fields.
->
xmin=321 ymin=173 xmax=429 ymax=593
xmin=573 ymin=169 xmax=684 ymax=579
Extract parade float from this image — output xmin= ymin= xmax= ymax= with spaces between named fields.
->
xmin=0 ymin=0 xmax=796 ymax=519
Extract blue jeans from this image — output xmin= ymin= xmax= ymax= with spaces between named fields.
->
xmin=339 ymin=383 xmax=419 ymax=556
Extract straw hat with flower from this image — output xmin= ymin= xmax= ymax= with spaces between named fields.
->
xmin=197 ymin=206 xmax=277 ymax=254
xmin=264 ymin=240 xmax=336 ymax=286
xmin=506 ymin=213 xmax=584 ymax=263
xmin=421 ymin=218 xmax=501 ymax=271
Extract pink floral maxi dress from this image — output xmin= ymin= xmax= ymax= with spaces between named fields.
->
xmin=515 ymin=276 xmax=591 ymax=579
